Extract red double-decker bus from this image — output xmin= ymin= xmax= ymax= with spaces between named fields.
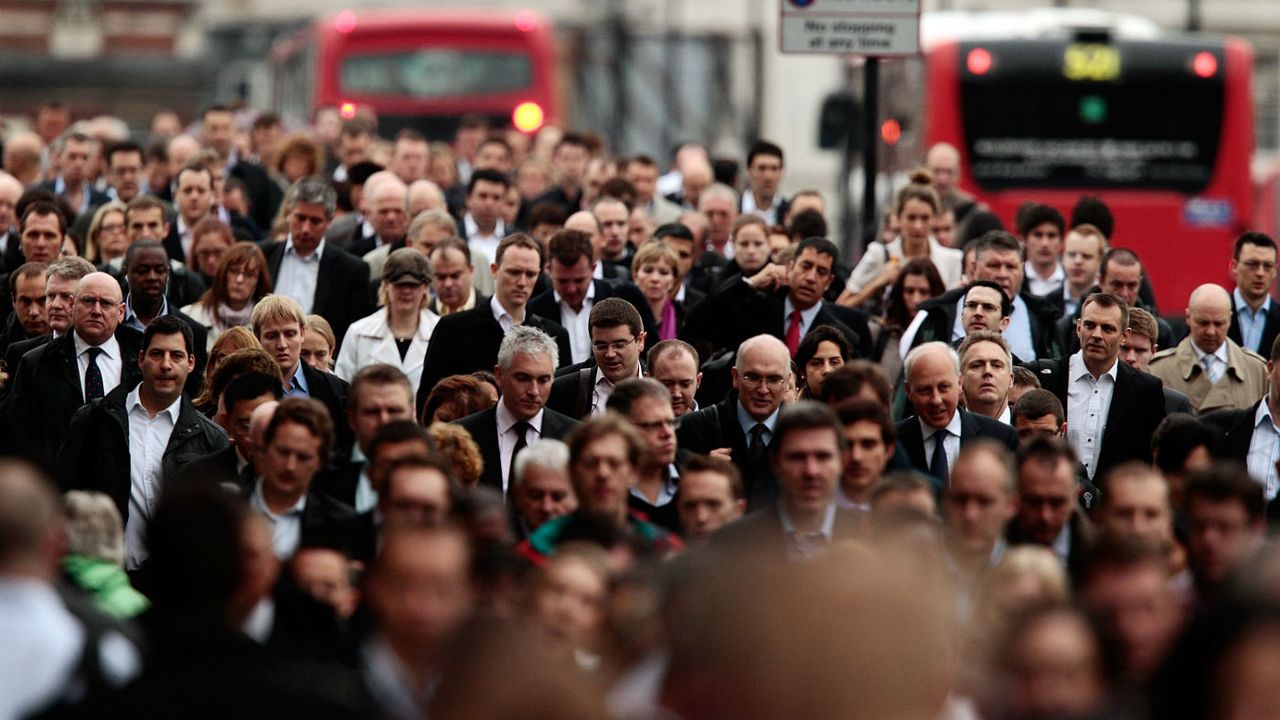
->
xmin=923 ymin=21 xmax=1255 ymax=312
xmin=270 ymin=8 xmax=559 ymax=140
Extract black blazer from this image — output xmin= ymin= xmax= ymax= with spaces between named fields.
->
xmin=527 ymin=280 xmax=659 ymax=353
xmin=895 ymin=409 xmax=1019 ymax=488
xmin=711 ymin=501 xmax=861 ymax=563
xmin=546 ymin=360 xmax=647 ymax=420
xmin=176 ymin=444 xmax=249 ymax=494
xmin=1228 ymin=294 xmax=1280 ymax=357
xmin=676 ymin=396 xmax=779 ymax=510
xmin=912 ymin=286 xmax=1064 ymax=361
xmin=263 ymin=240 xmax=372 ymax=348
xmin=3 ymin=326 xmax=143 ymax=469
xmin=298 ymin=489 xmax=363 ymax=556
xmin=36 ymin=180 xmax=110 ymax=217
xmin=228 ymin=159 xmax=283 ymax=232
xmin=415 ymin=303 xmax=573 ymax=413
xmin=1026 ymin=356 xmax=1167 ymax=483
xmin=298 ymin=363 xmax=354 ymax=463
xmin=312 ymin=460 xmax=362 ymax=509
xmin=1202 ymin=399 xmax=1260 ymax=463
xmin=453 ymin=403 xmax=578 ymax=494
xmin=1006 ymin=508 xmax=1095 ymax=579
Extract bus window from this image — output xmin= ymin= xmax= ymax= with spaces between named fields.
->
xmin=340 ymin=50 xmax=533 ymax=99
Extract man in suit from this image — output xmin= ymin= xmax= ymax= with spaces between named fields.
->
xmin=164 ymin=162 xmax=257 ymax=264
xmin=1053 ymin=248 xmax=1176 ymax=355
xmin=1227 ymin=232 xmax=1280 ymax=356
xmin=343 ymin=174 xmax=408 ymax=259
xmin=201 ymin=105 xmax=283 ymax=231
xmin=1027 ymin=292 xmax=1167 ymax=485
xmin=713 ymin=400 xmax=859 ymax=562
xmin=251 ymin=294 xmax=353 ymax=462
xmin=0 ymin=257 xmax=94 ymax=397
xmin=1202 ymin=336 xmax=1280 ymax=502
xmin=38 ymin=132 xmax=110 ymax=220
xmin=529 ymin=132 xmax=590 ymax=217
xmin=59 ymin=315 xmax=229 ymax=570
xmin=509 ymin=438 xmax=578 ymax=539
xmin=427 ymin=237 xmax=486 ymax=318
xmin=678 ymin=335 xmax=791 ymax=509
xmin=263 ymin=176 xmax=372 ymax=347
xmin=943 ymin=441 xmax=1017 ymax=588
xmin=457 ymin=168 xmax=511 ymax=267
xmin=179 ymin=371 xmax=282 ymax=493
xmin=654 ymin=222 xmax=709 ymax=309
xmin=0 ymin=262 xmax=48 ymax=357
xmin=896 ymin=342 xmax=1019 ymax=489
xmin=454 ymin=325 xmax=577 ymax=495
xmin=0 ymin=201 xmax=66 ymax=326
xmin=624 ymin=155 xmax=684 ymax=226
xmin=682 ymin=236 xmax=872 ymax=361
xmin=322 ymin=160 xmax=384 ymax=253
xmin=120 ymin=240 xmax=208 ymax=395
xmin=1007 ymin=435 xmax=1094 ymax=576
xmin=546 ymin=298 xmax=647 ymax=419
xmin=607 ymin=378 xmax=683 ymax=532
xmin=5 ymin=271 xmax=143 ymax=469
xmin=564 ymin=211 xmax=630 ymax=284
xmin=249 ymin=396 xmax=362 ymax=560
xmin=0 ymin=173 xmax=24 ymax=275
xmin=417 ymin=233 xmax=572 ymax=410
xmin=529 ymin=229 xmax=654 ymax=364
xmin=739 ymin=140 xmax=790 ymax=226
xmin=118 ymin=196 xmax=205 ymax=311
xmin=1121 ymin=308 xmax=1194 ymax=415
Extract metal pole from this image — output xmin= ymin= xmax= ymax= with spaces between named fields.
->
xmin=860 ymin=57 xmax=880 ymax=250
xmin=1186 ymin=0 xmax=1202 ymax=32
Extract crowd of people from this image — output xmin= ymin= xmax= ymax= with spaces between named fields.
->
xmin=2 ymin=99 xmax=1280 ymax=720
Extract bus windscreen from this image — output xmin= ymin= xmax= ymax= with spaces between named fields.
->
xmin=340 ymin=49 xmax=533 ymax=99
xmin=959 ymin=40 xmax=1225 ymax=193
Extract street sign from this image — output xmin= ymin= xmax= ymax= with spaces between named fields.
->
xmin=779 ymin=0 xmax=921 ymax=57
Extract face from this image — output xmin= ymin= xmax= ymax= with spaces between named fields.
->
xmin=945 ymin=451 xmax=1015 ymax=555
xmin=497 ymin=351 xmax=554 ymax=421
xmin=1064 ymin=232 xmax=1103 ymax=289
xmin=775 ymin=427 xmax=842 ymax=516
xmin=1187 ymin=295 xmax=1232 ymax=355
xmin=431 ymin=248 xmax=474 ymax=309
xmin=591 ymin=324 xmax=644 ymax=384
xmin=300 ymin=332 xmax=332 ymax=371
xmin=841 ymin=420 xmax=890 ymax=499
xmin=803 ymin=340 xmax=845 ymax=396
xmin=1098 ymin=475 xmax=1171 ymax=543
xmin=391 ymin=139 xmax=429 ymax=182
xmin=1233 ymin=244 xmax=1278 ymax=303
xmin=1077 ymin=301 xmax=1126 ymax=369
xmin=61 ymin=138 xmax=94 ymax=183
xmin=201 ymin=110 xmax=234 ymax=155
xmin=288 ymin=200 xmax=331 ymax=256
xmin=190 ymin=235 xmax=227 ymax=280
xmin=108 ymin=150 xmax=143 ymax=202
xmin=126 ymin=247 xmax=170 ymax=302
xmin=898 ymin=198 xmax=934 ymax=244
xmin=262 ymin=421 xmax=324 ymax=498
xmin=961 ymin=340 xmax=1012 ymax=410
xmin=594 ymin=201 xmax=629 ymax=258
xmin=475 ymin=142 xmax=512 ymax=173
xmin=21 ymin=213 xmax=63 ymax=264
xmin=664 ymin=237 xmax=695 ymax=279
xmin=635 ymin=260 xmax=675 ymax=304
xmin=368 ymin=438 xmax=434 ymax=494
xmin=747 ymin=153 xmax=782 ymax=197
xmin=1008 ymin=614 xmax=1105 ymax=719
xmin=224 ymin=393 xmax=276 ymax=452
xmin=975 ymin=249 xmax=1023 ymax=299
xmin=906 ymin=349 xmax=960 ymax=429
xmin=257 ymin=317 xmax=304 ymax=376
xmin=140 ymin=331 xmax=194 ymax=401
xmin=1082 ymin=564 xmax=1182 ymax=681
xmin=628 ymin=395 xmax=677 ymax=467
xmin=225 ymin=259 xmax=261 ymax=307
xmin=732 ymin=343 xmax=790 ymax=421
xmin=787 ymin=247 xmax=835 ymax=309
xmin=126 ymin=207 xmax=168 ymax=244
xmin=176 ymin=168 xmax=213 ymax=224
xmin=733 ymin=223 xmax=771 ymax=275
xmin=961 ymin=286 xmax=1007 ymax=334
xmin=73 ymin=275 xmax=124 ymax=345
xmin=534 ymin=556 xmax=608 ymax=649
xmin=1101 ymin=262 xmax=1143 ymax=307
xmin=13 ymin=273 xmax=48 ymax=336
xmin=503 ymin=187 xmax=522 ymax=226
xmin=494 ymin=246 xmax=542 ymax=311
xmin=45 ymin=276 xmax=77 ymax=333
xmin=408 ymin=222 xmax=452 ymax=256
xmin=350 ymin=383 xmax=414 ymax=452
xmin=467 ymin=179 xmax=505 ymax=225
xmin=1186 ymin=497 xmax=1262 ymax=587
xmin=370 ymin=188 xmax=408 ymax=241
xmin=572 ymin=433 xmax=634 ymax=518
xmin=677 ymin=470 xmax=743 ymax=542
xmin=383 ymin=467 xmax=451 ymax=529
xmin=1025 ymin=222 xmax=1063 ymax=267
xmin=926 ymin=146 xmax=960 ymax=195
xmin=553 ymin=143 xmax=589 ymax=185
xmin=652 ymin=349 xmax=700 ymax=417
xmin=931 ymin=210 xmax=956 ymax=247
xmin=625 ymin=163 xmax=658 ymax=202
xmin=291 ymin=549 xmax=357 ymax=619
xmin=1016 ymin=457 xmax=1077 ymax=545
xmin=516 ymin=465 xmax=577 ymax=531
xmin=1120 ymin=332 xmax=1155 ymax=371
xmin=1015 ymin=414 xmax=1065 ymax=442
xmin=702 ymin=196 xmax=736 ymax=243
xmin=388 ymin=278 xmax=428 ymax=314
xmin=368 ymin=533 xmax=473 ymax=654
xmin=893 ymin=273 xmax=931 ymax=317
xmin=549 ymin=256 xmax=593 ymax=310
xmin=627 ymin=207 xmax=651 ymax=248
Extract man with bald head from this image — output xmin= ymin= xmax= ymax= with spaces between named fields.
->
xmin=346 ymin=175 xmax=409 ymax=258
xmin=2 ymin=131 xmax=43 ymax=187
xmin=895 ymin=342 xmax=1017 ymax=488
xmin=1149 ymin=284 xmax=1266 ymax=414
xmin=925 ymin=143 xmax=982 ymax=223
xmin=564 ymin=210 xmax=629 ymax=283
xmin=0 ymin=173 xmax=25 ymax=273
xmin=407 ymin=179 xmax=445 ymax=216
xmin=678 ymin=334 xmax=793 ymax=508
xmin=6 ymin=271 xmax=143 ymax=467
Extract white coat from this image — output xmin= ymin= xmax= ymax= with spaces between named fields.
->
xmin=334 ymin=307 xmax=440 ymax=396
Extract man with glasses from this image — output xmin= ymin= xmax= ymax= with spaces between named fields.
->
xmin=547 ymin=298 xmax=646 ymax=419
xmin=1226 ymin=232 xmax=1280 ymax=356
xmin=678 ymin=334 xmax=792 ymax=509
xmin=607 ymin=378 xmax=684 ymax=532
xmin=6 ymin=271 xmax=142 ymax=468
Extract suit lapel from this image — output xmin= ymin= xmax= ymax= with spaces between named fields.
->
xmin=311 ymin=253 xmax=336 ymax=314
xmin=900 ymin=419 xmax=927 ymax=470
xmin=267 ymin=243 xmax=285 ymax=283
xmin=958 ymin=409 xmax=979 ymax=442
xmin=55 ymin=336 xmax=81 ymax=396
xmin=479 ymin=408 xmax=503 ymax=489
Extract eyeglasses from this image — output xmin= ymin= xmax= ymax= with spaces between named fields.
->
xmin=1239 ymin=260 xmax=1277 ymax=272
xmin=228 ymin=268 xmax=259 ymax=280
xmin=740 ymin=372 xmax=787 ymax=389
xmin=633 ymin=417 xmax=680 ymax=432
xmin=592 ymin=337 xmax=636 ymax=354
xmin=76 ymin=296 xmax=119 ymax=309
xmin=99 ymin=223 xmax=125 ymax=233
xmin=963 ymin=301 xmax=1001 ymax=313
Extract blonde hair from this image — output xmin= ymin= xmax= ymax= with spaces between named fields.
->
xmin=63 ymin=490 xmax=125 ymax=566
xmin=251 ymin=294 xmax=306 ymax=337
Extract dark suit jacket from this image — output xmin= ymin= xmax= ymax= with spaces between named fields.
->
xmin=0 ymin=229 xmax=22 ymax=275
xmin=1202 ymin=399 xmax=1260 ymax=463
xmin=298 ymin=489 xmax=363 ymax=556
xmin=415 ymin=303 xmax=573 ymax=412
xmin=712 ymin=501 xmax=861 ymax=563
xmin=1228 ymin=294 xmax=1280 ymax=357
xmin=228 ymin=159 xmax=283 ymax=232
xmin=1165 ymin=386 xmax=1195 ymax=415
xmin=912 ymin=286 xmax=1063 ymax=360
xmin=263 ymin=240 xmax=373 ymax=349
xmin=312 ymin=461 xmax=362 ymax=509
xmin=895 ymin=409 xmax=1019 ymax=488
xmin=676 ymin=396 xmax=779 ymax=510
xmin=116 ymin=301 xmax=209 ymax=398
xmin=1007 ymin=509 xmax=1095 ymax=580
xmin=453 ymin=403 xmax=578 ymax=494
xmin=3 ymin=326 xmax=143 ymax=468
xmin=1027 ymin=356 xmax=1167 ymax=483
xmin=546 ymin=360 xmax=647 ymax=420
xmin=176 ymin=444 xmax=249 ymax=493
xmin=527 ymin=280 xmax=659 ymax=353
xmin=298 ymin=363 xmax=354 ymax=463
xmin=162 ymin=211 xmax=258 ymax=263
xmin=0 ymin=312 xmax=36 ymax=359
xmin=37 ymin=180 xmax=110 ymax=218
xmin=322 ymin=213 xmax=371 ymax=254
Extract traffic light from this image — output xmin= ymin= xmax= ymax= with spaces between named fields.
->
xmin=818 ymin=91 xmax=862 ymax=151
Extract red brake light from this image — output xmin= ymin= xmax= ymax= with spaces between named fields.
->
xmin=334 ymin=11 xmax=356 ymax=34
xmin=514 ymin=10 xmax=538 ymax=32
xmin=967 ymin=47 xmax=993 ymax=75
xmin=513 ymin=102 xmax=545 ymax=133
xmin=339 ymin=102 xmax=357 ymax=120
xmin=1192 ymin=51 xmax=1217 ymax=78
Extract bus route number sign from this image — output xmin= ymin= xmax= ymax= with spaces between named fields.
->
xmin=1063 ymin=43 xmax=1121 ymax=82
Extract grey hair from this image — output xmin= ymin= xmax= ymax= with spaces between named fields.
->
xmin=699 ymin=182 xmax=738 ymax=209
xmin=46 ymin=256 xmax=96 ymax=282
xmin=903 ymin=341 xmax=961 ymax=385
xmin=512 ymin=438 xmax=570 ymax=488
xmin=497 ymin=325 xmax=559 ymax=372
xmin=63 ymin=490 xmax=125 ymax=566
xmin=957 ymin=330 xmax=1013 ymax=369
xmin=408 ymin=208 xmax=458 ymax=243
xmin=288 ymin=176 xmax=338 ymax=217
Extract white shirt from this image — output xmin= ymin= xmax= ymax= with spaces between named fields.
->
xmin=1024 ymin=260 xmax=1065 ymax=297
xmin=1066 ymin=352 xmax=1118 ymax=480
xmin=997 ymin=406 xmax=1012 ymax=425
xmin=949 ymin=293 xmax=1037 ymax=362
xmin=275 ymin=237 xmax=325 ymax=314
xmin=0 ymin=578 xmax=85 ymax=720
xmin=921 ymin=411 xmax=963 ymax=478
xmin=782 ymin=296 xmax=823 ymax=342
xmin=464 ymin=214 xmax=505 ymax=265
xmin=557 ymin=282 xmax=596 ymax=364
xmin=497 ymin=400 xmax=543 ymax=493
xmin=490 ymin=295 xmax=518 ymax=333
xmin=74 ymin=332 xmax=123 ymax=402
xmin=124 ymin=387 xmax=181 ymax=570
xmin=250 ymin=479 xmax=308 ymax=559
xmin=629 ymin=465 xmax=681 ymax=507
xmin=1051 ymin=523 xmax=1073 ymax=567
xmin=1193 ymin=341 xmax=1230 ymax=384
xmin=741 ymin=190 xmax=784 ymax=225
xmin=1247 ymin=401 xmax=1280 ymax=499
xmin=592 ymin=363 xmax=644 ymax=417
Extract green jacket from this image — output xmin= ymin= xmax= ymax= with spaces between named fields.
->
xmin=61 ymin=554 xmax=149 ymax=619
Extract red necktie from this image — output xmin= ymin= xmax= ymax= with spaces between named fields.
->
xmin=786 ymin=310 xmax=802 ymax=357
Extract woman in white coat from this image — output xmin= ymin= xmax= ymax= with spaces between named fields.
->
xmin=335 ymin=248 xmax=440 ymax=396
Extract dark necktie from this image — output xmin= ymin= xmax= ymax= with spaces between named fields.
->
xmin=508 ymin=421 xmax=532 ymax=492
xmin=84 ymin=347 xmax=105 ymax=401
xmin=929 ymin=429 xmax=949 ymax=483
xmin=749 ymin=423 xmax=768 ymax=465
xmin=785 ymin=310 xmax=803 ymax=357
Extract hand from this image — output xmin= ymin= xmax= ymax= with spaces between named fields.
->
xmin=710 ymin=447 xmax=733 ymax=460
xmin=746 ymin=264 xmax=789 ymax=291
xmin=874 ymin=256 xmax=901 ymax=288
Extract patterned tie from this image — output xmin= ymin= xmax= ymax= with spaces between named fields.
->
xmin=786 ymin=310 xmax=803 ymax=357
xmin=1202 ymin=355 xmax=1222 ymax=383
xmin=508 ymin=421 xmax=532 ymax=492
xmin=929 ymin=429 xmax=949 ymax=483
xmin=84 ymin=347 xmax=105 ymax=401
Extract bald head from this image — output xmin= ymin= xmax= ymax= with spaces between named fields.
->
xmin=73 ymin=272 xmax=125 ymax=345
xmin=904 ymin=342 xmax=962 ymax=429
xmin=565 ymin=211 xmax=602 ymax=256
xmin=247 ymin=400 xmax=280 ymax=461
xmin=1187 ymin=283 xmax=1232 ymax=355
xmin=0 ymin=173 xmax=22 ymax=230
xmin=734 ymin=335 xmax=792 ymax=421
xmin=925 ymin=143 xmax=961 ymax=196
xmin=408 ymin=179 xmax=445 ymax=216
xmin=166 ymin=134 xmax=200 ymax=175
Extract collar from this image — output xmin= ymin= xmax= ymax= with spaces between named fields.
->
xmin=464 ymin=213 xmax=505 ymax=239
xmin=1193 ymin=341 xmax=1230 ymax=368
xmin=284 ymin=236 xmax=325 ymax=262
xmin=779 ymin=500 xmax=837 ymax=540
xmin=496 ymin=397 xmax=543 ymax=434
xmin=997 ymin=405 xmax=1012 ymax=425
xmin=289 ymin=364 xmax=309 ymax=395
xmin=554 ymin=278 xmax=596 ymax=308
xmin=1024 ymin=260 xmax=1065 ymax=285
xmin=251 ymin=477 xmax=307 ymax=519
xmin=126 ymin=384 xmax=182 ymax=422
xmin=73 ymin=331 xmax=119 ymax=361
xmin=736 ymin=400 xmax=780 ymax=435
xmin=1069 ymin=350 xmax=1119 ymax=382
xmin=1234 ymin=287 xmax=1272 ymax=315
xmin=490 ymin=294 xmax=522 ymax=325
xmin=921 ymin=408 xmax=964 ymax=441
xmin=743 ymin=190 xmax=783 ymax=215
xmin=124 ymin=293 xmax=169 ymax=326
xmin=1051 ymin=521 xmax=1073 ymax=563
xmin=1255 ymin=400 xmax=1280 ymax=431
xmin=595 ymin=362 xmax=642 ymax=391
xmin=783 ymin=295 xmax=822 ymax=327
